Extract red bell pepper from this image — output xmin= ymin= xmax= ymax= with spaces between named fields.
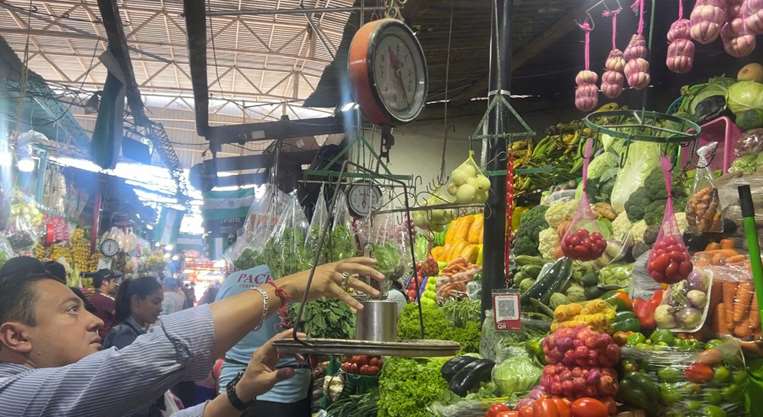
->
xmin=633 ymin=290 xmax=664 ymax=330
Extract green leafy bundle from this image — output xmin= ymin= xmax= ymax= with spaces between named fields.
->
xmin=378 ymin=357 xmax=450 ymax=417
xmin=398 ymin=302 xmax=480 ymax=353
xmin=288 ymin=298 xmax=354 ymax=339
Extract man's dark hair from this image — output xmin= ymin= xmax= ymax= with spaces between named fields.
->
xmin=0 ymin=257 xmax=61 ymax=325
xmin=44 ymin=261 xmax=67 ymax=282
xmin=92 ymin=269 xmax=115 ymax=290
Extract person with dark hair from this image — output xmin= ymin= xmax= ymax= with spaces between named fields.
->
xmin=88 ymin=269 xmax=119 ymax=336
xmin=103 ymin=276 xmax=165 ymax=417
xmin=104 ymin=276 xmax=164 ymax=350
xmin=0 ymin=255 xmax=382 ymax=417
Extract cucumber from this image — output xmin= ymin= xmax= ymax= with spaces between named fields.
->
xmin=521 ymin=257 xmax=572 ymax=303
xmin=515 ymin=255 xmax=545 ymax=266
xmin=519 ymin=264 xmax=542 ymax=278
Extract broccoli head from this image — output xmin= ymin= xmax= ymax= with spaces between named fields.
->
xmin=513 ymin=205 xmax=549 ymax=256
xmin=625 ymin=188 xmax=650 ymax=221
xmin=644 ymin=199 xmax=667 ymax=226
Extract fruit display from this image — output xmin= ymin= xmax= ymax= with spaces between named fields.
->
xmin=543 ymin=326 xmax=621 ymax=369
xmin=430 ymin=214 xmax=483 ymax=265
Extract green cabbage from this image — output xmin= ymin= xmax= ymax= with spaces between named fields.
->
xmin=492 ymin=353 xmax=542 ymax=396
xmin=728 ymin=81 xmax=763 ymax=113
xmin=728 ymin=81 xmax=763 ymax=130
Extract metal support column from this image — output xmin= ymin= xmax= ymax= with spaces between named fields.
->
xmin=481 ymin=0 xmax=513 ymax=315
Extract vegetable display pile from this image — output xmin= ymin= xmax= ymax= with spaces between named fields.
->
xmin=551 ymin=299 xmax=617 ymax=333
xmin=378 ymin=357 xmax=450 ymax=417
xmin=618 ymin=337 xmax=748 ymax=417
xmin=654 ymin=269 xmax=712 ymax=331
xmin=561 ymin=229 xmax=607 ymax=261
xmin=647 ymin=235 xmax=693 ymax=284
xmin=398 ymin=301 xmax=481 ymax=353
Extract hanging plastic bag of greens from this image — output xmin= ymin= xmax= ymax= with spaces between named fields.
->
xmin=686 ymin=142 xmax=723 ymax=234
xmin=227 ymin=185 xmax=282 ymax=271
xmin=7 ymin=192 xmax=44 ymax=254
xmin=647 ymin=157 xmax=693 ymax=284
xmin=328 ymin=190 xmax=357 ymax=262
xmin=368 ymin=213 xmax=407 ymax=295
xmin=267 ymin=192 xmax=310 ymax=278
xmin=304 ymin=185 xmax=330 ymax=264
xmin=561 ymin=139 xmax=608 ymax=261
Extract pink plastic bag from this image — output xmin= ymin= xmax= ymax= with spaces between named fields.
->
xmin=561 ymin=140 xmax=607 ymax=261
xmin=647 ymin=157 xmax=693 ymax=284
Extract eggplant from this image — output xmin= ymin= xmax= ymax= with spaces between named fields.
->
xmin=440 ymin=356 xmax=478 ymax=382
xmin=448 ymin=359 xmax=495 ymax=397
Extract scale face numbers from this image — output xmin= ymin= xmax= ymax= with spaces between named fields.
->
xmin=346 ymin=183 xmax=383 ymax=218
xmin=100 ymin=238 xmax=120 ymax=257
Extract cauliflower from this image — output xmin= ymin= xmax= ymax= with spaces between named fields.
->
xmin=630 ymin=220 xmax=648 ymax=243
xmin=611 ymin=211 xmax=632 ymax=242
xmin=538 ymin=227 xmax=560 ymax=260
xmin=544 ymin=199 xmax=577 ymax=228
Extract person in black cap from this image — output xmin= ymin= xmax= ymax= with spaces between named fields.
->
xmin=0 ymin=255 xmax=382 ymax=417
xmin=88 ymin=269 xmax=119 ymax=336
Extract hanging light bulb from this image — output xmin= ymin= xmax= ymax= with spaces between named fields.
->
xmin=16 ymin=157 xmax=35 ymax=173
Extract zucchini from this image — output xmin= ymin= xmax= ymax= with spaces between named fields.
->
xmin=521 ymin=257 xmax=572 ymax=303
xmin=515 ymin=255 xmax=545 ymax=266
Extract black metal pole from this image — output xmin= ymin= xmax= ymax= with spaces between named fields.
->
xmin=481 ymin=0 xmax=512 ymax=316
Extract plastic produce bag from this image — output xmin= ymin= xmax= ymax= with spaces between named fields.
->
xmin=654 ymin=267 xmax=714 ymax=332
xmin=561 ymin=140 xmax=607 ymax=261
xmin=328 ymin=191 xmax=357 ymax=262
xmin=686 ymin=143 xmax=723 ymax=234
xmin=619 ymin=339 xmax=747 ymax=417
xmin=269 ymin=192 xmax=310 ymax=278
xmin=368 ymin=213 xmax=409 ymax=294
xmin=646 ymin=157 xmax=693 ymax=284
xmin=735 ymin=128 xmax=763 ymax=157
xmin=227 ymin=186 xmax=282 ymax=271
xmin=706 ymin=264 xmax=762 ymax=340
xmin=446 ymin=152 xmax=491 ymax=205
xmin=305 ymin=185 xmax=330 ymax=264
xmin=6 ymin=192 xmax=44 ymax=253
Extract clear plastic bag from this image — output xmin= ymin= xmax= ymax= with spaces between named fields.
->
xmin=686 ymin=143 xmax=723 ymax=234
xmin=647 ymin=157 xmax=693 ymax=284
xmin=305 ymin=185 xmax=330 ymax=264
xmin=327 ymin=191 xmax=358 ymax=262
xmin=561 ymin=140 xmax=608 ymax=261
xmin=734 ymin=128 xmax=763 ymax=157
xmin=368 ymin=213 xmax=408 ymax=295
xmin=655 ymin=267 xmax=714 ymax=332
xmin=619 ymin=339 xmax=748 ymax=417
xmin=6 ymin=192 xmax=44 ymax=253
xmin=268 ymin=192 xmax=310 ymax=278
xmin=226 ymin=185 xmax=282 ymax=270
xmin=707 ymin=264 xmax=762 ymax=341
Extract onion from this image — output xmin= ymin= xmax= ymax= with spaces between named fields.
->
xmin=624 ymin=58 xmax=650 ymax=89
xmin=623 ymin=34 xmax=648 ymax=60
xmin=721 ymin=5 xmax=757 ymax=57
xmin=575 ymin=70 xmax=599 ymax=85
xmin=601 ymin=70 xmax=625 ymax=98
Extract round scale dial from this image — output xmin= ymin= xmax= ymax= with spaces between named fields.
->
xmin=348 ymin=19 xmax=428 ymax=125
xmin=100 ymin=238 xmax=120 ymax=257
xmin=346 ymin=183 xmax=383 ymax=218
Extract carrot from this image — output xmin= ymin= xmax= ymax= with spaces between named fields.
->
xmin=715 ymin=302 xmax=729 ymax=335
xmin=751 ymin=293 xmax=761 ymax=331
xmin=723 ymin=281 xmax=738 ymax=327
xmin=734 ymin=319 xmax=753 ymax=339
xmin=711 ymin=252 xmax=725 ymax=265
xmin=706 ymin=242 xmax=721 ymax=251
xmin=734 ymin=281 xmax=754 ymax=322
xmin=720 ymin=238 xmax=736 ymax=250
xmin=700 ymin=249 xmax=740 ymax=257
xmin=725 ymin=255 xmax=748 ymax=264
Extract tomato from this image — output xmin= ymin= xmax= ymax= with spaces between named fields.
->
xmin=684 ymin=363 xmax=714 ymax=383
xmin=519 ymin=405 xmax=535 ymax=417
xmin=359 ymin=364 xmax=370 ymax=375
xmin=495 ymin=412 xmax=519 ymax=417
xmin=552 ymin=398 xmax=571 ymax=417
xmin=488 ymin=404 xmax=510 ymax=417
xmin=366 ymin=365 xmax=379 ymax=375
xmin=533 ymin=399 xmax=559 ymax=417
xmin=350 ymin=363 xmax=359 ymax=373
xmin=570 ymin=397 xmax=609 ymax=417
xmin=369 ymin=357 xmax=381 ymax=367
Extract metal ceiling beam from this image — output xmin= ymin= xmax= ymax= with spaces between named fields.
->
xmin=182 ymin=0 xmax=344 ymax=154
xmin=206 ymin=5 xmax=385 ymax=16
xmin=189 ymin=150 xmax=317 ymax=190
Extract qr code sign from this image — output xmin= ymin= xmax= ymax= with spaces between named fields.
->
xmin=493 ymin=292 xmax=520 ymax=331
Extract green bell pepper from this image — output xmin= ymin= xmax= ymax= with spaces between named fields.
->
xmin=659 ymin=382 xmax=682 ymax=405
xmin=627 ymin=372 xmax=660 ymax=404
xmin=626 ymin=332 xmax=647 ymax=346
xmin=657 ymin=367 xmax=682 ymax=383
xmin=612 ymin=317 xmax=641 ymax=332
xmin=650 ymin=329 xmax=676 ymax=346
